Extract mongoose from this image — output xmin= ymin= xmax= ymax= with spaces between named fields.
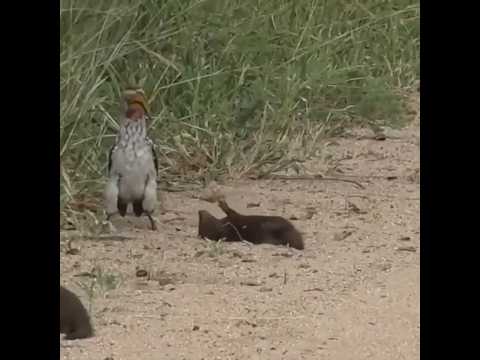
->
xmin=60 ymin=286 xmax=94 ymax=340
xmin=198 ymin=199 xmax=304 ymax=250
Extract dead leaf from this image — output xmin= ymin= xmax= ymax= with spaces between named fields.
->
xmin=347 ymin=201 xmax=367 ymax=214
xmin=304 ymin=287 xmax=323 ymax=292
xmin=136 ymin=269 xmax=148 ymax=278
xmin=396 ymin=246 xmax=417 ymax=252
xmin=235 ymin=319 xmax=257 ymax=328
xmin=66 ymin=248 xmax=80 ymax=255
xmin=240 ymin=280 xmax=263 ymax=287
xmin=272 ymin=252 xmax=293 ymax=258
xmin=259 ymin=287 xmax=273 ymax=292
xmin=333 ymin=231 xmax=353 ymax=241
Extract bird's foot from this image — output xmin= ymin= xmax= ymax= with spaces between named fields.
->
xmin=146 ymin=214 xmax=158 ymax=231
xmin=101 ymin=220 xmax=117 ymax=234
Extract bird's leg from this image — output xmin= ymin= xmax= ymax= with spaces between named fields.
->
xmin=102 ymin=214 xmax=117 ymax=233
xmin=146 ymin=213 xmax=158 ymax=231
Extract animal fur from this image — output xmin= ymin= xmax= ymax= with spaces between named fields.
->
xmin=198 ymin=199 xmax=304 ymax=250
xmin=60 ymin=286 xmax=94 ymax=340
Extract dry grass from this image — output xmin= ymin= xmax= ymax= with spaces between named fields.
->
xmin=60 ymin=0 xmax=419 ymax=229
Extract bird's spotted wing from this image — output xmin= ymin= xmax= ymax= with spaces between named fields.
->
xmin=146 ymin=137 xmax=159 ymax=176
xmin=144 ymin=110 xmax=159 ymax=176
xmin=107 ymin=145 xmax=115 ymax=176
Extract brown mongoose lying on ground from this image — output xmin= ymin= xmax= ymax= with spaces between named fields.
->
xmin=198 ymin=199 xmax=304 ymax=250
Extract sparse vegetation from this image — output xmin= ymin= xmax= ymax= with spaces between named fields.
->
xmin=76 ymin=265 xmax=123 ymax=312
xmin=206 ymin=238 xmax=226 ymax=257
xmin=60 ymin=0 xmax=419 ymax=227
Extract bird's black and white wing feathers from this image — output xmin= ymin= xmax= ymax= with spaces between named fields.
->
xmin=146 ymin=136 xmax=159 ymax=176
xmin=107 ymin=144 xmax=117 ymax=176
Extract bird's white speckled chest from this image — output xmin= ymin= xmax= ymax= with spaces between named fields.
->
xmin=112 ymin=119 xmax=153 ymax=174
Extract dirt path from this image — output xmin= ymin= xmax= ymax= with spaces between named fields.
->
xmin=61 ymin=110 xmax=419 ymax=360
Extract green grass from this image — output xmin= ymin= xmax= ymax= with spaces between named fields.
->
xmin=60 ymin=0 xmax=419 ymax=227
xmin=75 ymin=265 xmax=123 ymax=313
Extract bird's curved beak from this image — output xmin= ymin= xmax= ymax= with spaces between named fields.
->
xmin=123 ymin=89 xmax=151 ymax=116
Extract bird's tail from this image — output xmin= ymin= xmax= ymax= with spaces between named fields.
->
xmin=133 ymin=199 xmax=144 ymax=217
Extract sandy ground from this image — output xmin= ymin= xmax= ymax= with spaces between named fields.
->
xmin=60 ymin=102 xmax=419 ymax=360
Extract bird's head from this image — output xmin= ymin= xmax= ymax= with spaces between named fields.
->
xmin=122 ymin=87 xmax=150 ymax=120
